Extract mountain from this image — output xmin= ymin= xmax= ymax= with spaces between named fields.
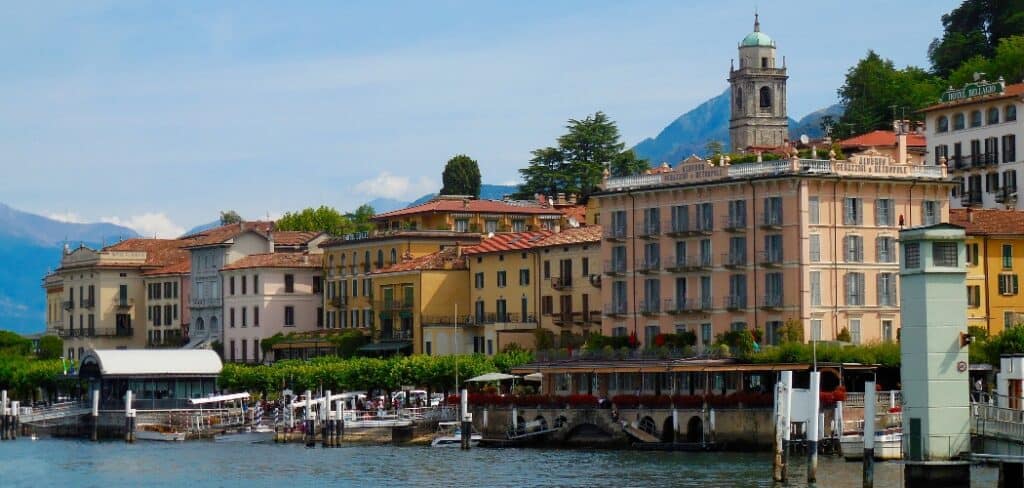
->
xmin=183 ymin=220 xmax=220 ymax=237
xmin=365 ymin=198 xmax=410 ymax=214
xmin=632 ymin=89 xmax=844 ymax=165
xmin=408 ymin=184 xmax=520 ymax=207
xmin=0 ymin=203 xmax=139 ymax=334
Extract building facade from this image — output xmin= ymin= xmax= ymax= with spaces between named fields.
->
xmin=729 ymin=14 xmax=788 ymax=152
xmin=221 ymin=252 xmax=324 ymax=363
xmin=372 ymin=195 xmax=568 ymax=233
xmin=950 ymin=208 xmax=1024 ymax=334
xmin=534 ymin=227 xmax=604 ymax=343
xmin=595 ymin=153 xmax=952 ymax=350
xmin=43 ymin=272 xmax=64 ymax=336
xmin=142 ymin=264 xmax=190 ymax=348
xmin=922 ymin=80 xmax=1023 ymax=210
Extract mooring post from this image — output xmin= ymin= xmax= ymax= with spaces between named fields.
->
xmin=91 ymin=389 xmax=100 ymax=442
xmin=863 ymin=381 xmax=876 ymax=488
xmin=808 ymin=371 xmax=821 ymax=483
xmin=124 ymin=390 xmax=134 ymax=443
xmin=336 ymin=400 xmax=344 ymax=443
xmin=304 ymin=390 xmax=314 ymax=447
xmin=773 ymin=371 xmax=791 ymax=482
xmin=460 ymin=388 xmax=470 ymax=450
xmin=511 ymin=406 xmax=518 ymax=435
xmin=322 ymin=391 xmax=331 ymax=448
xmin=672 ymin=408 xmax=679 ymax=444
xmin=10 ymin=401 xmax=18 ymax=440
xmin=835 ymin=400 xmax=844 ymax=455
xmin=1 ymin=389 xmax=8 ymax=441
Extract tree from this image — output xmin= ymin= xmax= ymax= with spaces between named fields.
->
xmin=345 ymin=204 xmax=376 ymax=233
xmin=440 ymin=155 xmax=482 ymax=197
xmin=705 ymin=140 xmax=724 ymax=159
xmin=219 ymin=210 xmax=243 ymax=225
xmin=37 ymin=336 xmax=62 ymax=360
xmin=837 ymin=51 xmax=944 ymax=136
xmin=517 ymin=112 xmax=648 ymax=199
xmin=277 ymin=206 xmax=359 ymax=235
xmin=928 ymin=0 xmax=1024 ymax=76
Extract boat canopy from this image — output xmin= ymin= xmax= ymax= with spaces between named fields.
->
xmin=190 ymin=392 xmax=250 ymax=405
xmin=465 ymin=372 xmax=518 ymax=383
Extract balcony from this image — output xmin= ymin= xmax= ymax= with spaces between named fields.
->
xmin=468 ymin=312 xmax=524 ymax=326
xmin=637 ymin=222 xmax=661 ymax=239
xmin=603 ymin=226 xmax=628 ymax=241
xmin=330 ymin=296 xmax=348 ymax=308
xmin=996 ymin=187 xmax=1019 ymax=204
xmin=62 ymin=300 xmax=74 ymax=311
xmin=722 ymin=252 xmax=747 ymax=269
xmin=666 ymin=221 xmax=690 ymax=237
xmin=603 ymin=260 xmax=626 ymax=276
xmin=190 ymin=297 xmax=222 ymax=308
xmin=723 ymin=295 xmax=746 ymax=310
xmin=758 ymin=250 xmax=783 ymax=267
xmin=587 ymin=274 xmax=602 ymax=288
xmin=378 ymin=328 xmax=413 ymax=341
xmin=551 ymin=276 xmax=573 ymax=291
xmin=694 ymin=221 xmax=714 ymax=235
xmin=422 ymin=314 xmax=473 ymax=327
xmin=603 ymin=303 xmax=627 ymax=317
xmin=637 ymin=257 xmax=660 ymax=274
xmin=684 ymin=255 xmax=713 ymax=271
xmin=552 ymin=312 xmax=574 ymax=327
xmin=971 ymin=152 xmax=999 ymax=168
xmin=116 ymin=297 xmax=134 ymax=309
xmin=57 ymin=327 xmax=134 ymax=338
xmin=640 ymin=300 xmax=661 ymax=316
xmin=722 ymin=216 xmax=747 ymax=232
xmin=376 ymin=300 xmax=414 ymax=312
xmin=586 ymin=311 xmax=602 ymax=325
xmin=960 ymin=191 xmax=983 ymax=207
xmin=760 ymin=294 xmax=784 ymax=310
xmin=79 ymin=298 xmax=95 ymax=309
xmin=760 ymin=212 xmax=783 ymax=230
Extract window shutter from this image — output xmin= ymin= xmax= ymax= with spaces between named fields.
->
xmin=843 ymin=236 xmax=850 ymax=261
xmin=876 ymin=274 xmax=883 ymax=305
xmin=858 ymin=237 xmax=864 ymax=262
xmin=1015 ymin=274 xmax=1020 ymax=295
xmin=844 ymin=273 xmax=851 ymax=305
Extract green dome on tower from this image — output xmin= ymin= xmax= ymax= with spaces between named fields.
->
xmin=739 ymin=13 xmax=775 ymax=48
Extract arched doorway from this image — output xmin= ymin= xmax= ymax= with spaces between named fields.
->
xmin=661 ymin=416 xmax=675 ymax=442
xmin=195 ymin=317 xmax=205 ymax=330
xmin=686 ymin=416 xmax=703 ymax=443
xmin=638 ymin=416 xmax=657 ymax=436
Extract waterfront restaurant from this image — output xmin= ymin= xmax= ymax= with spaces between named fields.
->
xmin=79 ymin=349 xmax=222 ymax=410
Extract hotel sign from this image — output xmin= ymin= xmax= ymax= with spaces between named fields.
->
xmin=940 ymin=80 xmax=1005 ymax=103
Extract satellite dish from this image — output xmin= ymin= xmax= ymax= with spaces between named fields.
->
xmin=799 ymin=134 xmax=810 ymax=145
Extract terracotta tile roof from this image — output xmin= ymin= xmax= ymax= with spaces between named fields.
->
xmin=462 ymin=231 xmax=553 ymax=255
xmin=182 ymin=221 xmax=274 ymax=247
xmin=143 ymin=257 xmax=191 ymax=276
xmin=222 ymin=252 xmax=323 ymax=271
xmin=534 ymin=225 xmax=602 ymax=248
xmin=371 ymin=247 xmax=467 ymax=274
xmin=271 ymin=231 xmax=323 ymax=247
xmin=104 ymin=238 xmax=192 ymax=268
xmin=838 ymin=130 xmax=926 ymax=148
xmin=950 ymin=208 xmax=1024 ymax=236
xmin=920 ymin=82 xmax=1024 ymax=112
xmin=557 ymin=205 xmax=587 ymax=224
xmin=321 ymin=230 xmax=480 ymax=248
xmin=372 ymin=198 xmax=563 ymax=220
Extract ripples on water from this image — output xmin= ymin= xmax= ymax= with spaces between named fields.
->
xmin=0 ymin=439 xmax=997 ymax=488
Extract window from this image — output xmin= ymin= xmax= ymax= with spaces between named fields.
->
xmin=611 ymin=246 xmax=626 ymax=273
xmin=643 ymin=207 xmax=660 ymax=235
xmin=229 ymin=276 xmax=236 ymax=295
xmin=425 ymin=341 xmax=432 ymax=356
xmin=937 ymin=115 xmax=949 ymax=133
xmin=989 ymin=107 xmax=1000 ymax=125
xmin=241 ymin=307 xmax=248 ymax=327
xmin=474 ymin=272 xmax=484 ymax=289
xmin=882 ymin=320 xmax=894 ymax=343
xmin=496 ymin=271 xmax=507 ymax=288
xmin=541 ymin=295 xmax=553 ymax=315
xmin=728 ymin=200 xmax=747 ymax=228
xmin=935 ymin=144 xmax=949 ymax=165
xmin=642 ymin=278 xmax=660 ymax=313
xmin=582 ymin=257 xmax=589 ymax=276
xmin=643 ymin=243 xmax=660 ymax=270
xmin=284 ymin=274 xmax=295 ymax=293
xmin=987 ymin=172 xmax=1001 ymax=193
xmin=229 ymin=308 xmax=235 ymax=328
xmin=967 ymin=285 xmax=981 ymax=308
xmin=254 ymin=306 xmax=260 ymax=327
xmin=954 ymin=113 xmax=965 ymax=130
xmin=730 ymin=322 xmax=747 ymax=332
xmin=701 ymin=323 xmax=712 ymax=348
xmin=241 ymin=276 xmax=247 ymax=295
xmin=699 ymin=239 xmax=712 ymax=267
xmin=543 ymin=260 xmax=551 ymax=279
xmin=611 ymin=281 xmax=627 ymax=313
xmin=966 ymin=243 xmax=980 ymax=266
xmin=877 ymin=273 xmax=897 ymax=306
xmin=728 ymin=236 xmax=747 ymax=265
xmin=485 ymin=220 xmax=497 ymax=233
xmin=728 ymin=274 xmax=747 ymax=308
xmin=312 ymin=276 xmax=322 ymax=294
xmin=810 ymin=234 xmax=821 ymax=262
xmin=1005 ymin=311 xmax=1019 ymax=329
xmin=810 ymin=319 xmax=822 ymax=341
xmin=845 ymin=272 xmax=865 ymax=306
xmin=876 ymin=236 xmax=895 ymax=263
xmin=1004 ymin=135 xmax=1017 ymax=163
xmin=764 ymin=272 xmax=783 ymax=307
xmin=922 ymin=200 xmax=939 ymax=226
xmin=765 ymin=321 xmax=782 ymax=346
xmin=844 ymin=235 xmax=864 ymax=262
xmin=904 ymin=242 xmax=921 ymax=269
xmin=808 ymin=197 xmax=819 ymax=225
xmin=763 ymin=196 xmax=782 ymax=225
xmin=810 ymin=271 xmax=821 ymax=307
xmin=875 ymin=199 xmax=893 ymax=226
xmin=850 ymin=319 xmax=862 ymax=344
xmin=697 ymin=203 xmax=713 ymax=231
xmin=671 ymin=205 xmax=689 ymax=233
xmin=496 ymin=299 xmax=508 ymax=322
xmin=700 ymin=276 xmax=712 ymax=309
xmin=1004 ymin=244 xmax=1014 ymax=269
xmin=519 ymin=269 xmax=530 ymax=286
xmin=759 ymin=86 xmax=771 ymax=108
xmin=999 ymin=274 xmax=1020 ymax=295
xmin=970 ymin=110 xmax=982 ymax=128
xmin=933 ymin=241 xmax=958 ymax=267
xmin=284 ymin=306 xmax=295 ymax=326
xmin=1008 ymin=105 xmax=1018 ymax=122
xmin=675 ymin=277 xmax=688 ymax=309
xmin=843 ymin=198 xmax=863 ymax=225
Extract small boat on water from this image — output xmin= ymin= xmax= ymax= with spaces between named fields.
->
xmin=840 ymin=430 xmax=903 ymax=460
xmin=136 ymin=425 xmax=187 ymax=442
xmin=216 ymin=425 xmax=275 ymax=444
xmin=431 ymin=421 xmax=481 ymax=447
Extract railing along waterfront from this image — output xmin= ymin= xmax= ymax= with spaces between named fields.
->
xmin=972 ymin=402 xmax=1024 ymax=442
xmin=844 ymin=390 xmax=902 ymax=409
xmin=602 ymin=158 xmax=948 ymax=191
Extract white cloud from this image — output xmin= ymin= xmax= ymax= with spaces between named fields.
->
xmin=101 ymin=213 xmax=185 ymax=239
xmin=355 ymin=172 xmax=437 ymax=200
xmin=47 ymin=212 xmax=87 ymax=223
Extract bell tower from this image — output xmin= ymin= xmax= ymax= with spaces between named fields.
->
xmin=729 ymin=14 xmax=789 ymax=152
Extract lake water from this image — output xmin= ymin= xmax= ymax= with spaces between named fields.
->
xmin=0 ymin=438 xmax=998 ymax=487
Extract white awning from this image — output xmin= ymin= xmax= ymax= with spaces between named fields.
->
xmin=80 ymin=349 xmax=222 ymax=377
xmin=523 ymin=372 xmax=543 ymax=382
xmin=465 ymin=372 xmax=518 ymax=383
xmin=190 ymin=392 xmax=250 ymax=405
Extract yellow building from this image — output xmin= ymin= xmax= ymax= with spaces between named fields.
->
xmin=370 ymin=247 xmax=470 ymax=355
xmin=534 ymin=226 xmax=603 ymax=344
xmin=372 ymin=195 xmax=568 ymax=233
xmin=43 ymin=272 xmax=64 ymax=336
xmin=951 ymin=208 xmax=1024 ymax=334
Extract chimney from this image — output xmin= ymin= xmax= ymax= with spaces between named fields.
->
xmin=462 ymin=198 xmax=470 ymax=208
xmin=897 ymin=128 xmax=908 ymax=164
xmin=557 ymin=193 xmax=566 ymax=205
xmin=967 ymin=207 xmax=974 ymax=223
xmin=568 ymin=194 xmax=577 ymax=205
xmin=302 ymin=254 xmax=309 ymax=265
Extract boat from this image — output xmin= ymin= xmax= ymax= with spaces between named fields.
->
xmin=136 ymin=425 xmax=187 ymax=442
xmin=431 ymin=421 xmax=481 ymax=447
xmin=841 ymin=410 xmax=903 ymax=460
xmin=215 ymin=425 xmax=275 ymax=444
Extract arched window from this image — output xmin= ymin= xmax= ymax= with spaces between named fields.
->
xmin=954 ymin=113 xmax=965 ymax=130
xmin=937 ymin=116 xmax=949 ymax=133
xmin=970 ymin=110 xmax=982 ymax=127
xmin=363 ymin=251 xmax=370 ymax=273
xmin=196 ymin=317 xmax=205 ymax=331
xmin=988 ymin=107 xmax=1000 ymax=125
xmin=390 ymin=248 xmax=397 ymax=265
xmin=376 ymin=250 xmax=384 ymax=269
xmin=1008 ymin=105 xmax=1018 ymax=122
xmin=328 ymin=255 xmax=334 ymax=269
xmin=735 ymin=88 xmax=743 ymax=109
xmin=759 ymin=86 xmax=772 ymax=108
xmin=340 ymin=254 xmax=346 ymax=272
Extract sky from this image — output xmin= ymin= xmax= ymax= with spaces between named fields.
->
xmin=0 ymin=0 xmax=960 ymax=237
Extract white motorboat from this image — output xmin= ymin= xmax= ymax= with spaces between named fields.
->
xmin=136 ymin=425 xmax=187 ymax=442
xmin=431 ymin=421 xmax=481 ymax=447
xmin=841 ymin=429 xmax=903 ymax=460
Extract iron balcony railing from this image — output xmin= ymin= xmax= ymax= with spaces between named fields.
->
xmin=760 ymin=212 xmax=783 ymax=228
xmin=603 ymin=226 xmax=628 ymax=241
xmin=551 ymin=276 xmax=573 ymax=290
xmin=636 ymin=221 xmax=661 ymax=238
xmin=62 ymin=300 xmax=74 ymax=311
xmin=723 ymin=295 xmax=747 ymax=310
xmin=960 ymin=191 xmax=983 ymax=207
xmin=190 ymin=297 xmax=222 ymax=308
xmin=79 ymin=298 xmax=95 ymax=309
xmin=667 ymin=220 xmax=689 ymax=236
xmin=378 ymin=329 xmax=413 ymax=341
xmin=664 ymin=255 xmax=686 ymax=272
xmin=376 ymin=300 xmax=414 ymax=311
xmin=685 ymin=255 xmax=713 ymax=269
xmin=722 ymin=252 xmax=747 ymax=268
xmin=603 ymin=302 xmax=627 ymax=316
xmin=637 ymin=257 xmax=660 ymax=273
xmin=604 ymin=260 xmax=627 ymax=275
xmin=760 ymin=294 xmax=784 ymax=309
xmin=722 ymin=215 xmax=747 ymax=231
xmin=331 ymin=296 xmax=348 ymax=308
xmin=116 ymin=297 xmax=134 ymax=309
xmin=639 ymin=300 xmax=661 ymax=315
xmin=57 ymin=327 xmax=133 ymax=338
xmin=758 ymin=250 xmax=783 ymax=266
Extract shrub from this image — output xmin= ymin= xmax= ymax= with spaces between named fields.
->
xmin=672 ymin=394 xmax=704 ymax=409
xmin=837 ymin=327 xmax=852 ymax=342
xmin=611 ymin=394 xmax=639 ymax=409
xmin=566 ymin=394 xmax=598 ymax=408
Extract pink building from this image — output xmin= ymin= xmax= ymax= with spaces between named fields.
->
xmin=221 ymin=252 xmax=324 ymax=363
xmin=595 ymin=153 xmax=953 ymax=349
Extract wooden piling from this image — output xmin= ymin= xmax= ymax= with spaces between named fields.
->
xmin=125 ymin=390 xmax=135 ymax=443
xmin=807 ymin=372 xmax=820 ymax=483
xmin=460 ymin=388 xmax=470 ymax=450
xmin=91 ymin=389 xmax=100 ymax=442
xmin=772 ymin=371 xmax=792 ymax=482
xmin=1 ymin=390 xmax=8 ymax=441
xmin=863 ymin=381 xmax=876 ymax=488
